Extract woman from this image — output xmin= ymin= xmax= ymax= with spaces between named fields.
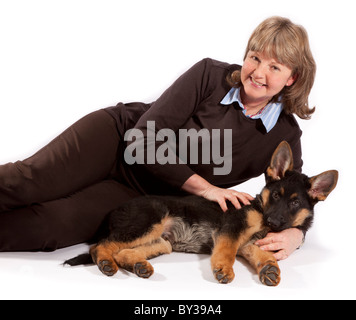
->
xmin=0 ymin=17 xmax=315 ymax=261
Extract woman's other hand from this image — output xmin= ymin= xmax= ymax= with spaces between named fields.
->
xmin=255 ymin=228 xmax=305 ymax=260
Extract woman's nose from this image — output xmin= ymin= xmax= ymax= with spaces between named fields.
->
xmin=252 ymin=64 xmax=266 ymax=79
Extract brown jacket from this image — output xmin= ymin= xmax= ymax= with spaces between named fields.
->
xmin=106 ymin=58 xmax=302 ymax=195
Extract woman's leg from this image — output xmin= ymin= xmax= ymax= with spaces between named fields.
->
xmin=0 ymin=179 xmax=140 ymax=252
xmin=0 ymin=110 xmax=119 ymax=212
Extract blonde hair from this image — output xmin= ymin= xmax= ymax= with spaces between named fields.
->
xmin=227 ymin=16 xmax=316 ymax=119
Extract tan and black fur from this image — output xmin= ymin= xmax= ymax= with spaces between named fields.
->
xmin=65 ymin=142 xmax=338 ymax=286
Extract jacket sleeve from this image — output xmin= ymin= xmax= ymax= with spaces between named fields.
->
xmin=126 ymin=58 xmax=215 ymax=189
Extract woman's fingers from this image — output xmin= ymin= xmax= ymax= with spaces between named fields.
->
xmin=255 ymin=229 xmax=305 ymax=261
xmin=199 ymin=185 xmax=254 ymax=212
xmin=219 ymin=190 xmax=254 ymax=211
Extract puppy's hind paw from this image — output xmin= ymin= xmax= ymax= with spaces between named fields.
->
xmin=134 ymin=261 xmax=154 ymax=279
xmin=98 ymin=260 xmax=118 ymax=277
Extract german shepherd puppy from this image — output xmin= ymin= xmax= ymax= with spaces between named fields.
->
xmin=65 ymin=142 xmax=338 ymax=286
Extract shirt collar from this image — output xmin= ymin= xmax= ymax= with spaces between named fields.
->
xmin=220 ymin=87 xmax=283 ymax=133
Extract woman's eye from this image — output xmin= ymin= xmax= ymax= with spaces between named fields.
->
xmin=271 ymin=66 xmax=280 ymax=71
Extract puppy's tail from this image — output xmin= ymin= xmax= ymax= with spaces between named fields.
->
xmin=63 ymin=253 xmax=93 ymax=266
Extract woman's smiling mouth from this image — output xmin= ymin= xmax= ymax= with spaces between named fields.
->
xmin=250 ymin=77 xmax=266 ymax=88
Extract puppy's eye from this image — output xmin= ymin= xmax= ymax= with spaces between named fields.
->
xmin=289 ymin=199 xmax=300 ymax=208
xmin=272 ymin=191 xmax=280 ymax=200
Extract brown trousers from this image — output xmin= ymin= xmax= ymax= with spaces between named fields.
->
xmin=0 ymin=110 xmax=140 ymax=251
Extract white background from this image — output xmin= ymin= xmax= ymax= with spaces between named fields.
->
xmin=0 ymin=0 xmax=354 ymax=300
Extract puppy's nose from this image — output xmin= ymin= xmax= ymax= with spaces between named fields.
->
xmin=267 ymin=217 xmax=283 ymax=229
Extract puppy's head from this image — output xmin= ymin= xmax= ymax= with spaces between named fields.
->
xmin=260 ymin=141 xmax=338 ymax=232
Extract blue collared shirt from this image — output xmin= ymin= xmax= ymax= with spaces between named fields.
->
xmin=220 ymin=87 xmax=283 ymax=133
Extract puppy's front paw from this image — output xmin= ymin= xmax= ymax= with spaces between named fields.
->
xmin=213 ymin=265 xmax=235 ymax=284
xmin=259 ymin=263 xmax=281 ymax=286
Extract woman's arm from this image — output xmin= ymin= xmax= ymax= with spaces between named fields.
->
xmin=182 ymin=174 xmax=254 ymax=212
xmin=129 ymin=59 xmax=214 ymax=189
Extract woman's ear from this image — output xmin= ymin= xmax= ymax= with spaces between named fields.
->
xmin=286 ymin=74 xmax=298 ymax=87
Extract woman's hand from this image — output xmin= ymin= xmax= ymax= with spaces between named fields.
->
xmin=181 ymin=174 xmax=254 ymax=212
xmin=200 ymin=185 xmax=254 ymax=212
xmin=255 ymin=228 xmax=305 ymax=261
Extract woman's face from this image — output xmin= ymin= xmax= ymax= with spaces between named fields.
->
xmin=240 ymin=51 xmax=296 ymax=106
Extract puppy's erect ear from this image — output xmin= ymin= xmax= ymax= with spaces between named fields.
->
xmin=266 ymin=141 xmax=293 ymax=181
xmin=308 ymin=170 xmax=339 ymax=201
